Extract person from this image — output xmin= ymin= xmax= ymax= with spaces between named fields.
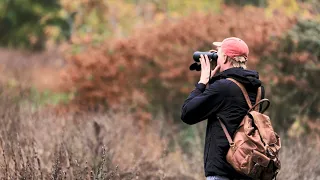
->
xmin=181 ymin=37 xmax=265 ymax=180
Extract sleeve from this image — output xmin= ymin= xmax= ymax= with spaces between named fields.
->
xmin=181 ymin=81 xmax=225 ymax=125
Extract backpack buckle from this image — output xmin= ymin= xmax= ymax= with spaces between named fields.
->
xmin=266 ymin=146 xmax=276 ymax=158
xmin=230 ymin=142 xmax=235 ymax=149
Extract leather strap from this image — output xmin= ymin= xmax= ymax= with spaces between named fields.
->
xmin=248 ymin=99 xmax=270 ymax=113
xmin=218 ymin=118 xmax=234 ymax=144
xmin=227 ymin=78 xmax=252 ymax=109
xmin=255 ymin=87 xmax=262 ymax=111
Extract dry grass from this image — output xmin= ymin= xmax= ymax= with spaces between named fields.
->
xmin=0 ymin=88 xmax=200 ymax=179
xmin=0 ymin=87 xmax=319 ymax=180
xmin=0 ymin=47 xmax=65 ymax=92
xmin=278 ymin=136 xmax=320 ymax=180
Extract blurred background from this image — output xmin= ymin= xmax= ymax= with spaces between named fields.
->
xmin=0 ymin=0 xmax=319 ymax=179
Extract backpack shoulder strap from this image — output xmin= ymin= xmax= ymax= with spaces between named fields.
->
xmin=255 ymin=87 xmax=262 ymax=111
xmin=218 ymin=117 xmax=234 ymax=147
xmin=227 ymin=78 xmax=252 ymax=109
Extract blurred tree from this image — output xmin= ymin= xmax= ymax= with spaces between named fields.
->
xmin=0 ymin=0 xmax=70 ymax=50
xmin=259 ymin=19 xmax=320 ymax=135
xmin=266 ymin=0 xmax=300 ymax=17
xmin=62 ymin=6 xmax=294 ymax=124
xmin=60 ymin=0 xmax=222 ymax=45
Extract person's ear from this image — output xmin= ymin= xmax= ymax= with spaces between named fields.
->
xmin=223 ymin=55 xmax=228 ymax=64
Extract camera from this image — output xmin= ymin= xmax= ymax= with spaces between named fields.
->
xmin=189 ymin=51 xmax=218 ymax=71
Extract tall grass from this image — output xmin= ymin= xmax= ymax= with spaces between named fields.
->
xmin=0 ymin=87 xmax=199 ymax=179
xmin=0 ymin=87 xmax=319 ymax=179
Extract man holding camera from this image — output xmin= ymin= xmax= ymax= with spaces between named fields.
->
xmin=181 ymin=37 xmax=264 ymax=180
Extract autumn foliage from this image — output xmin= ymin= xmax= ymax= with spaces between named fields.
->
xmin=62 ymin=6 xmax=296 ymax=119
xmin=258 ymin=19 xmax=320 ymax=133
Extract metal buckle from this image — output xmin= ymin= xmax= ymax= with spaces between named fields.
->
xmin=230 ymin=142 xmax=235 ymax=149
xmin=267 ymin=147 xmax=276 ymax=158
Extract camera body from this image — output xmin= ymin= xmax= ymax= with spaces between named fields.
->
xmin=190 ymin=51 xmax=218 ymax=71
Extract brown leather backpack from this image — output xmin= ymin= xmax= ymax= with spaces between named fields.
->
xmin=219 ymin=78 xmax=281 ymax=180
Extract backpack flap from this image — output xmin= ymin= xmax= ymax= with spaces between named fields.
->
xmin=249 ymin=111 xmax=277 ymax=146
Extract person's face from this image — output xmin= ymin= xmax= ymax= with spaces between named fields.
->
xmin=216 ymin=47 xmax=232 ymax=72
xmin=217 ymin=47 xmax=225 ymax=71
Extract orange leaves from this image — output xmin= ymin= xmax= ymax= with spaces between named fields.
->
xmin=63 ymin=6 xmax=296 ymax=116
xmin=290 ymin=52 xmax=310 ymax=63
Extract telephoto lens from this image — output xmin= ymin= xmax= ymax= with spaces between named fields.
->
xmin=193 ymin=51 xmax=218 ymax=62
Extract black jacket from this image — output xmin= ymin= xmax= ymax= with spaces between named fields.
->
xmin=181 ymin=67 xmax=264 ymax=179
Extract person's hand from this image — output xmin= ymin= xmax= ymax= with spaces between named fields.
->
xmin=198 ymin=54 xmax=220 ymax=85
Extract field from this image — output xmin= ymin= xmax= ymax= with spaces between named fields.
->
xmin=1 ymin=0 xmax=320 ymax=179
xmin=0 ymin=54 xmax=319 ymax=179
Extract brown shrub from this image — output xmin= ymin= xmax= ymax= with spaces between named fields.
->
xmin=62 ymin=6 xmax=296 ymax=117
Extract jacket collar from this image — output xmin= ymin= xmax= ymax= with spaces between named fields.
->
xmin=209 ymin=67 xmax=262 ymax=88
